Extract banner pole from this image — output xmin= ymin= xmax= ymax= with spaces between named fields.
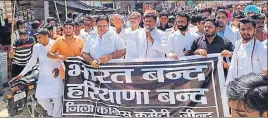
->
xmin=54 ymin=0 xmax=61 ymax=25
xmin=10 ymin=0 xmax=16 ymax=47
xmin=65 ymin=0 xmax=67 ymax=21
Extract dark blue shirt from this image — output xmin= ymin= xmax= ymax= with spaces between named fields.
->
xmin=13 ymin=36 xmax=35 ymax=47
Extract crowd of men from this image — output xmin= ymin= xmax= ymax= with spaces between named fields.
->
xmin=0 ymin=2 xmax=267 ymax=117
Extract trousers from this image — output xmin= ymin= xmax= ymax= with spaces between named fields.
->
xmin=37 ymin=97 xmax=62 ymax=117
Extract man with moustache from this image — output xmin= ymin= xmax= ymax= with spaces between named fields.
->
xmin=47 ymin=20 xmax=85 ymax=79
xmin=16 ymin=28 xmax=63 ymax=117
xmin=157 ymin=11 xmax=172 ymax=31
xmin=167 ymin=12 xmax=199 ymax=59
xmin=73 ymin=20 xmax=83 ymax=39
xmin=189 ymin=18 xmax=234 ymax=56
xmin=216 ymin=9 xmax=241 ymax=45
xmin=190 ymin=14 xmax=206 ymax=36
xmin=251 ymin=14 xmax=267 ymax=43
xmin=189 ymin=18 xmax=234 ymax=76
xmin=139 ymin=12 xmax=169 ymax=58
xmin=225 ymin=18 xmax=267 ymax=85
xmin=113 ymin=12 xmax=143 ymax=59
xmin=80 ymin=15 xmax=95 ymax=40
xmin=201 ymin=8 xmax=212 ymax=19
xmin=9 ymin=30 xmax=36 ymax=78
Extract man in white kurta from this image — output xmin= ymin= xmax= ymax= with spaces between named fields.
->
xmin=167 ymin=30 xmax=199 ymax=58
xmin=17 ymin=28 xmax=63 ymax=117
xmin=225 ymin=18 xmax=267 ymax=86
xmin=82 ymin=28 xmax=126 ymax=60
xmin=113 ymin=12 xmax=143 ymax=59
xmin=139 ymin=13 xmax=169 ymax=58
xmin=81 ymin=15 xmax=126 ymax=69
xmin=167 ymin=13 xmax=199 ymax=59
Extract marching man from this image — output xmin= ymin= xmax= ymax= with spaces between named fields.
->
xmin=16 ymin=28 xmax=64 ymax=117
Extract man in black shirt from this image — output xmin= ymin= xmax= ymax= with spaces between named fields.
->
xmin=190 ymin=18 xmax=234 ymax=76
xmin=190 ymin=18 xmax=234 ymax=55
xmin=157 ymin=11 xmax=172 ymax=31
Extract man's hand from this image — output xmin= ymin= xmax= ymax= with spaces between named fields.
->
xmin=57 ymin=55 xmax=68 ymax=61
xmin=9 ymin=49 xmax=15 ymax=58
xmin=91 ymin=60 xmax=100 ymax=68
xmin=221 ymin=50 xmax=232 ymax=57
xmin=222 ymin=60 xmax=229 ymax=69
xmin=169 ymin=53 xmax=178 ymax=59
xmin=195 ymin=49 xmax=207 ymax=56
xmin=100 ymin=54 xmax=112 ymax=64
xmin=183 ymin=50 xmax=190 ymax=56
xmin=146 ymin=30 xmax=154 ymax=43
xmin=52 ymin=68 xmax=60 ymax=78
xmin=15 ymin=75 xmax=23 ymax=80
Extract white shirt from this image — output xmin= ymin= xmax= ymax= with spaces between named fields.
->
xmin=118 ymin=27 xmax=143 ymax=59
xmin=139 ymin=27 xmax=169 ymax=58
xmin=165 ymin=27 xmax=176 ymax=37
xmin=263 ymin=40 xmax=267 ymax=47
xmin=189 ymin=24 xmax=199 ymax=33
xmin=167 ymin=30 xmax=199 ymax=57
xmin=82 ymin=28 xmax=126 ymax=60
xmin=20 ymin=39 xmax=64 ymax=99
xmin=226 ymin=39 xmax=268 ymax=85
xmin=80 ymin=28 xmax=96 ymax=41
xmin=124 ymin=21 xmax=131 ymax=28
xmin=231 ymin=23 xmax=239 ymax=32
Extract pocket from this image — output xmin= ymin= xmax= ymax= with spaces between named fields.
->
xmin=102 ymin=39 xmax=116 ymax=52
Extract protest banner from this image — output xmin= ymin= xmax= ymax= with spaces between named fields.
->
xmin=63 ymin=54 xmax=229 ymax=117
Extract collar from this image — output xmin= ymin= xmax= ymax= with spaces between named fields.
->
xmin=62 ymin=34 xmax=76 ymax=40
xmin=177 ymin=30 xmax=191 ymax=36
xmin=202 ymin=34 xmax=219 ymax=42
xmin=98 ymin=29 xmax=112 ymax=40
xmin=42 ymin=39 xmax=53 ymax=47
xmin=19 ymin=37 xmax=30 ymax=43
xmin=218 ymin=25 xmax=229 ymax=33
xmin=85 ymin=27 xmax=93 ymax=33
xmin=150 ymin=27 xmax=157 ymax=33
xmin=231 ymin=24 xmax=239 ymax=29
xmin=242 ymin=38 xmax=255 ymax=48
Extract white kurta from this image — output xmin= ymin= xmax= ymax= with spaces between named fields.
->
xmin=226 ymin=38 xmax=268 ymax=85
xmin=118 ymin=27 xmax=143 ymax=59
xmin=20 ymin=39 xmax=64 ymax=99
xmin=165 ymin=27 xmax=176 ymax=37
xmin=189 ymin=24 xmax=199 ymax=33
xmin=80 ymin=28 xmax=96 ymax=41
xmin=167 ymin=30 xmax=199 ymax=57
xmin=82 ymin=28 xmax=126 ymax=60
xmin=139 ymin=27 xmax=169 ymax=58
xmin=263 ymin=40 xmax=267 ymax=47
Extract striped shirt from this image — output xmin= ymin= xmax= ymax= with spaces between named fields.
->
xmin=12 ymin=37 xmax=35 ymax=66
